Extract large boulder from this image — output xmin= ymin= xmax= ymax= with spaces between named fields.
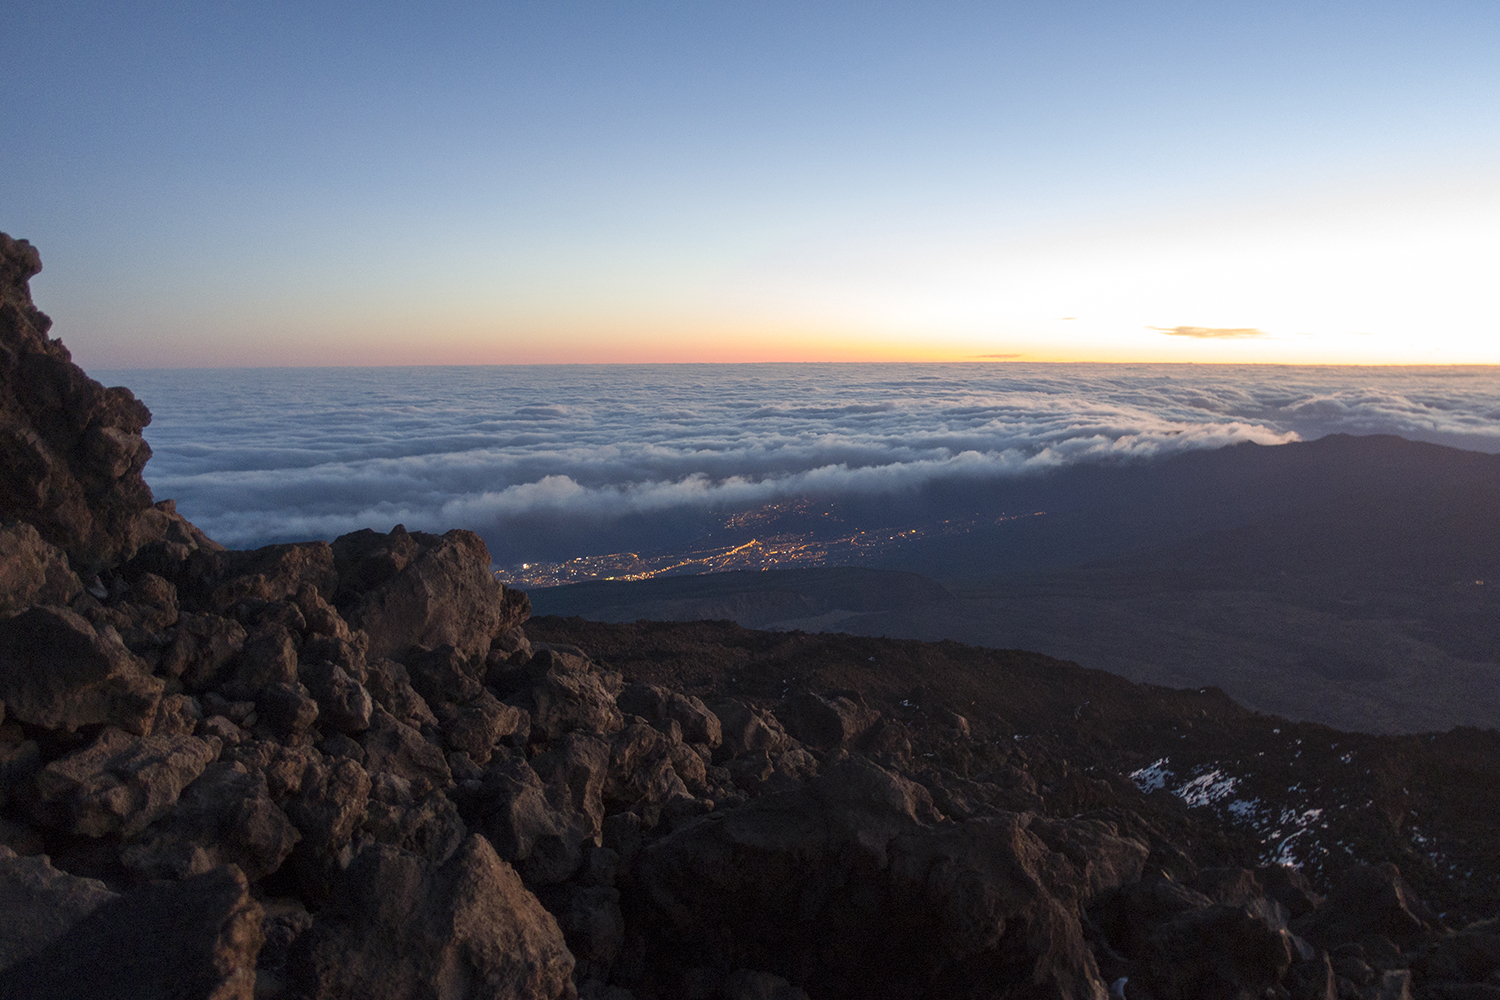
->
xmin=776 ymin=691 xmax=879 ymax=749
xmin=1300 ymin=863 xmax=1436 ymax=950
xmin=1133 ymin=899 xmax=1295 ymax=1000
xmin=291 ymin=835 xmax=577 ymax=1000
xmin=121 ymin=761 xmax=301 ymax=881
xmin=472 ymin=736 xmax=610 ymax=885
xmin=0 ymin=847 xmax=118 ymax=972
xmin=332 ymin=525 xmax=528 ymax=663
xmin=0 ymin=522 xmax=81 ymax=615
xmin=634 ymin=756 xmax=1119 ymax=1000
xmin=616 ymin=682 xmax=721 ymax=750
xmin=0 ymin=233 xmax=159 ymax=573
xmin=0 ymin=605 xmax=164 ymax=734
xmin=504 ymin=648 xmax=623 ymax=743
xmin=209 ymin=541 xmax=338 ymax=612
xmin=361 ymin=708 xmax=452 ymax=796
xmin=0 ymin=864 xmax=263 ymax=1000
xmin=31 ymin=727 xmax=221 ymax=838
xmin=709 ymin=699 xmax=792 ymax=760
xmin=282 ymin=754 xmax=372 ymax=897
xmin=161 ymin=611 xmax=247 ymax=690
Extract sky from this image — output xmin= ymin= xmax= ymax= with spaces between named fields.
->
xmin=4 ymin=1 xmax=1499 ymax=367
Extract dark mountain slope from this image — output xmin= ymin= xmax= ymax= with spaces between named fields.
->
xmin=528 ymin=615 xmax=1500 ymax=926
xmin=532 ymin=565 xmax=950 ymax=628
xmin=531 ymin=432 xmax=1500 ymax=734
xmin=852 ymin=432 xmax=1500 ymax=580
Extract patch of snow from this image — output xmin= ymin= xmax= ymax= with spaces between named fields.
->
xmin=1228 ymin=798 xmax=1261 ymax=820
xmin=1129 ymin=758 xmax=1173 ymax=793
xmin=1177 ymin=769 xmax=1241 ymax=808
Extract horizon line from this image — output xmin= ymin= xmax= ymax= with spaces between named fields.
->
xmin=89 ymin=359 xmax=1500 ymax=372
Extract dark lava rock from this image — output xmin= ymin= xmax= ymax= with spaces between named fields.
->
xmin=0 ymin=234 xmax=158 ymax=573
xmin=332 ymin=525 xmax=528 ymax=663
xmin=0 ymin=846 xmax=118 ymax=972
xmin=632 ymin=756 xmax=1128 ymax=999
xmin=31 ymin=727 xmax=221 ymax=838
xmin=121 ymin=761 xmax=300 ymax=882
xmin=290 ymin=835 xmax=576 ymax=1000
xmin=0 ymin=605 xmax=164 ymax=735
xmin=0 ymin=864 xmax=263 ymax=1000
xmin=0 ymin=523 xmax=81 ymax=615
xmin=1300 ymin=863 xmax=1436 ymax=950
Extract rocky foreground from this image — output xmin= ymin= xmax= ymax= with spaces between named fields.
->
xmin=1 ymin=230 xmax=1498 ymax=1000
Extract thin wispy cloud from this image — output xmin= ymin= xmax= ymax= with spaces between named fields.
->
xmin=105 ymin=364 xmax=1500 ymax=561
xmin=1150 ymin=326 xmax=1268 ymax=339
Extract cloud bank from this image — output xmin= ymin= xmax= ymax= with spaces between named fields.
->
xmin=105 ymin=363 xmax=1500 ymax=562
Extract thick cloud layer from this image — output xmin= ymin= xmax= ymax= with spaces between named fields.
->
xmin=104 ymin=363 xmax=1500 ymax=563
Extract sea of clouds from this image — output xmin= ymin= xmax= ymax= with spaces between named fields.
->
xmin=101 ymin=363 xmax=1500 ymax=564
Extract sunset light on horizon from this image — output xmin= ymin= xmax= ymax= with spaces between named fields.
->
xmin=4 ymin=2 xmax=1497 ymax=368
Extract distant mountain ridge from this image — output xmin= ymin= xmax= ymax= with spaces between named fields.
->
xmin=533 ymin=433 xmax=1500 ymax=734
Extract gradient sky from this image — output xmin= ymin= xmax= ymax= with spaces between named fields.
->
xmin=4 ymin=1 xmax=1498 ymax=367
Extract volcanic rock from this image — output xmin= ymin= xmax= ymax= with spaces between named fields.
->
xmin=290 ymin=835 xmax=576 ymax=1000
xmin=332 ymin=525 xmax=527 ymax=663
xmin=207 ymin=541 xmax=338 ymax=612
xmin=0 ymin=864 xmax=263 ymax=1000
xmin=775 ymin=690 xmax=880 ymax=749
xmin=633 ymin=756 xmax=1118 ymax=999
xmin=0 ymin=523 xmax=81 ymax=614
xmin=509 ymin=647 xmax=624 ymax=743
xmin=121 ymin=760 xmax=300 ymax=881
xmin=162 ymin=611 xmax=247 ymax=689
xmin=0 ymin=234 xmax=158 ymax=573
xmin=0 ymin=605 xmax=163 ymax=734
xmin=31 ymin=727 xmax=220 ymax=838
xmin=710 ymin=698 xmax=792 ymax=759
xmin=1301 ymin=863 xmax=1436 ymax=950
xmin=301 ymin=659 xmax=374 ymax=733
xmin=0 ymin=846 xmax=118 ymax=971
xmin=361 ymin=708 xmax=452 ymax=795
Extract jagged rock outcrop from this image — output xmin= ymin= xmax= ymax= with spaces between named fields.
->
xmin=31 ymin=726 xmax=221 ymax=837
xmin=1 ymin=232 xmax=1498 ymax=1000
xmin=0 ymin=234 xmax=159 ymax=573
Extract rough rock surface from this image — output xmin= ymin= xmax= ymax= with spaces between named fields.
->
xmin=332 ymin=526 xmax=529 ymax=662
xmin=0 ymin=233 xmax=157 ymax=572
xmin=0 ymin=523 xmax=81 ymax=615
xmin=0 ymin=864 xmax=262 ymax=1000
xmin=0 ymin=846 xmax=117 ymax=971
xmin=291 ymin=835 xmax=576 ymax=1000
xmin=32 ymin=727 xmax=220 ymax=837
xmin=1 ymin=232 xmax=1499 ymax=1000
xmin=0 ymin=605 xmax=164 ymax=734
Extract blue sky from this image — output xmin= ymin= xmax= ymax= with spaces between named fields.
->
xmin=5 ymin=1 xmax=1498 ymax=365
